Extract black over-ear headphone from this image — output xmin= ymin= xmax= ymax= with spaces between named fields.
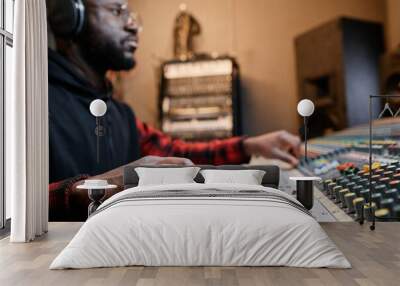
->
xmin=47 ymin=0 xmax=85 ymax=37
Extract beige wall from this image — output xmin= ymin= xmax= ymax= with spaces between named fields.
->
xmin=386 ymin=0 xmax=400 ymax=52
xmin=124 ymin=0 xmax=385 ymax=135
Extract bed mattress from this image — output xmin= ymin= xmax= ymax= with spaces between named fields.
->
xmin=50 ymin=183 xmax=351 ymax=269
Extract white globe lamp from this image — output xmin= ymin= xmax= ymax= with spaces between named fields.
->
xmin=297 ymin=99 xmax=314 ymax=117
xmin=90 ymin=99 xmax=107 ymax=117
xmin=297 ymin=99 xmax=315 ymax=162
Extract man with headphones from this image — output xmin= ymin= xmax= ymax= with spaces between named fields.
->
xmin=47 ymin=0 xmax=301 ymax=220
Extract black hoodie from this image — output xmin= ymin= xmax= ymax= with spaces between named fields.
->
xmin=48 ymin=49 xmax=141 ymax=183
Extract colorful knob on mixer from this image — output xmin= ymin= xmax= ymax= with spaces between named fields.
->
xmin=363 ymin=162 xmax=381 ymax=172
xmin=372 ymin=162 xmax=381 ymax=170
xmin=337 ymin=162 xmax=356 ymax=173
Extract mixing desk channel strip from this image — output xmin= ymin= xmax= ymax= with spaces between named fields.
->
xmin=299 ymin=118 xmax=400 ymax=222
xmin=248 ymin=157 xmax=348 ymax=221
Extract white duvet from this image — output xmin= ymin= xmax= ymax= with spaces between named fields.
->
xmin=50 ymin=183 xmax=351 ymax=269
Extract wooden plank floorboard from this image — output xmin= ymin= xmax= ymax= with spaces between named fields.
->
xmin=0 ymin=222 xmax=399 ymax=286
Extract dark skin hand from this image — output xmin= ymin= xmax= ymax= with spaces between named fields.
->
xmin=243 ymin=130 xmax=301 ymax=166
xmin=70 ymin=156 xmax=194 ymax=211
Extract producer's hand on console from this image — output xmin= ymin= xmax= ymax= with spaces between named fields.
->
xmin=136 ymin=155 xmax=194 ymax=166
xmin=74 ymin=155 xmax=193 ymax=188
xmin=69 ymin=156 xmax=194 ymax=212
xmin=243 ymin=130 xmax=301 ymax=166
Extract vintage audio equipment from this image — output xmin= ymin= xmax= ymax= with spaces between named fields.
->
xmin=159 ymin=57 xmax=241 ymax=140
xmin=295 ymin=17 xmax=384 ymax=137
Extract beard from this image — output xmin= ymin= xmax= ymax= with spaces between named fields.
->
xmin=77 ymin=26 xmax=136 ymax=72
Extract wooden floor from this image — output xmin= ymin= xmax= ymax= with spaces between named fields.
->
xmin=0 ymin=222 xmax=399 ymax=286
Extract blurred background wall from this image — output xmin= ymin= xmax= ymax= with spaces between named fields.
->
xmin=386 ymin=0 xmax=400 ymax=51
xmin=122 ymin=0 xmax=387 ymax=135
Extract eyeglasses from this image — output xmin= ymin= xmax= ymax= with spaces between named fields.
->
xmin=89 ymin=3 xmax=143 ymax=33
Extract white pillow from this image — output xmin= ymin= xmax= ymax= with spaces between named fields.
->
xmin=135 ymin=167 xmax=201 ymax=186
xmin=200 ymin=169 xmax=266 ymax=185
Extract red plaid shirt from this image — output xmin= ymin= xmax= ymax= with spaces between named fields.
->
xmin=49 ymin=118 xmax=250 ymax=216
xmin=136 ymin=119 xmax=249 ymax=165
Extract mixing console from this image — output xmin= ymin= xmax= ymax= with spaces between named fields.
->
xmin=299 ymin=118 xmax=400 ymax=222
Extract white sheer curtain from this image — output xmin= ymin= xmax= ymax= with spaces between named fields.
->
xmin=6 ymin=0 xmax=49 ymax=242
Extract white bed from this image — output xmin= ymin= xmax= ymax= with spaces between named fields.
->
xmin=50 ymin=183 xmax=351 ymax=269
